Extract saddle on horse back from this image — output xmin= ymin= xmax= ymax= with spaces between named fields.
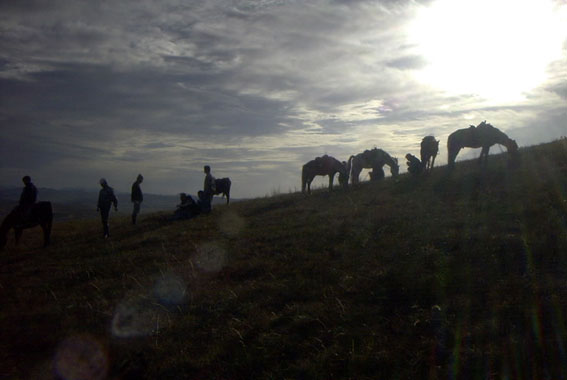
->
xmin=12 ymin=205 xmax=39 ymax=229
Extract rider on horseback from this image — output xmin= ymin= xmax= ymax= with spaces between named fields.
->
xmin=17 ymin=176 xmax=37 ymax=224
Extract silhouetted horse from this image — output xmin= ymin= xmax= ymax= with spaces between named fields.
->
xmin=447 ymin=121 xmax=518 ymax=168
xmin=420 ymin=136 xmax=439 ymax=172
xmin=214 ymin=178 xmax=232 ymax=204
xmin=0 ymin=202 xmax=53 ymax=249
xmin=302 ymin=155 xmax=349 ymax=194
xmin=348 ymin=148 xmax=399 ymax=184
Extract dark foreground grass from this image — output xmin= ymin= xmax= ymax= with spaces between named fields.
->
xmin=1 ymin=139 xmax=567 ymax=379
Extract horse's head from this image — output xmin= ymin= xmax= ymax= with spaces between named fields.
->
xmin=390 ymin=158 xmax=400 ymax=177
xmin=506 ymin=139 xmax=520 ymax=167
xmin=507 ymin=139 xmax=519 ymax=154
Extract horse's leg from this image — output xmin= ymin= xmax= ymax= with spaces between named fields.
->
xmin=328 ymin=173 xmax=334 ymax=191
xmin=225 ymin=191 xmax=230 ymax=205
xmin=479 ymin=146 xmax=489 ymax=165
xmin=14 ymin=228 xmax=23 ymax=245
xmin=352 ymin=167 xmax=360 ymax=184
xmin=431 ymin=155 xmax=436 ymax=170
xmin=42 ymin=220 xmax=52 ymax=247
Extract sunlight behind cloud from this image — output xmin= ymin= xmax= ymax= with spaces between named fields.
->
xmin=409 ymin=0 xmax=567 ymax=102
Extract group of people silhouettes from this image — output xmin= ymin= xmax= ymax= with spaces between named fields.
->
xmin=170 ymin=165 xmax=214 ymax=221
xmin=11 ymin=165 xmax=218 ymax=240
xmin=96 ymin=165 xmax=216 ymax=238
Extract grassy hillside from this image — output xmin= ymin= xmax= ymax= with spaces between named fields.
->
xmin=1 ymin=139 xmax=567 ymax=379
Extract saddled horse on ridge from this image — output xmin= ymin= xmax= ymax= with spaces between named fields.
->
xmin=348 ymin=148 xmax=399 ymax=185
xmin=420 ymin=136 xmax=439 ymax=172
xmin=302 ymin=155 xmax=349 ymax=194
xmin=0 ymin=202 xmax=53 ymax=249
xmin=447 ymin=121 xmax=518 ymax=168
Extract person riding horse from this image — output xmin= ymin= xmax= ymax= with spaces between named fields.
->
xmin=16 ymin=176 xmax=38 ymax=224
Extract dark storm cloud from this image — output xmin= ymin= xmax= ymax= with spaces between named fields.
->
xmin=0 ymin=61 xmax=298 ymax=138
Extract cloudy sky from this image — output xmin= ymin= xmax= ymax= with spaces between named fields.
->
xmin=1 ymin=0 xmax=566 ymax=198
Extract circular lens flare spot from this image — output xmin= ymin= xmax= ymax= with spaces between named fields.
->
xmin=195 ymin=242 xmax=227 ymax=273
xmin=54 ymin=335 xmax=108 ymax=380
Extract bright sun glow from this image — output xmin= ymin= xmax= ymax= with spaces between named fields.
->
xmin=409 ymin=0 xmax=567 ymax=102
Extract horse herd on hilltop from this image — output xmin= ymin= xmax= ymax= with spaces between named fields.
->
xmin=1 ymin=121 xmax=518 ymax=249
xmin=301 ymin=121 xmax=519 ymax=194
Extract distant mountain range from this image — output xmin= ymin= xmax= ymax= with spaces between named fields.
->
xmin=0 ymin=187 xmax=236 ymax=221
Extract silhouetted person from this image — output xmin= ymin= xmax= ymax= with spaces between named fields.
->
xmin=17 ymin=175 xmax=38 ymax=222
xmin=203 ymin=165 xmax=216 ymax=203
xmin=97 ymin=178 xmax=118 ymax=238
xmin=170 ymin=193 xmax=200 ymax=220
xmin=197 ymin=190 xmax=211 ymax=214
xmin=406 ymin=154 xmax=423 ymax=175
xmin=131 ymin=174 xmax=143 ymax=225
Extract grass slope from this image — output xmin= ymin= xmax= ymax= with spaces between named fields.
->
xmin=1 ymin=139 xmax=567 ymax=379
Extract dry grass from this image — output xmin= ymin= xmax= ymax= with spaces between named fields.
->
xmin=1 ymin=139 xmax=567 ymax=379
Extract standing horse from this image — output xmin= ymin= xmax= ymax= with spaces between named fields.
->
xmin=302 ymin=155 xmax=349 ymax=194
xmin=0 ymin=202 xmax=53 ymax=249
xmin=447 ymin=121 xmax=518 ymax=168
xmin=214 ymin=178 xmax=231 ymax=204
xmin=420 ymin=136 xmax=439 ymax=172
xmin=348 ymin=148 xmax=399 ymax=184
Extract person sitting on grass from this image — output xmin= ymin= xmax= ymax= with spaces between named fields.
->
xmin=170 ymin=193 xmax=200 ymax=221
xmin=197 ymin=190 xmax=211 ymax=214
xmin=406 ymin=153 xmax=423 ymax=176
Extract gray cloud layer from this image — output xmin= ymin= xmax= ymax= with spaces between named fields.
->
xmin=1 ymin=0 xmax=565 ymax=197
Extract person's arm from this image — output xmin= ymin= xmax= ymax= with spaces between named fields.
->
xmin=112 ymin=190 xmax=118 ymax=210
xmin=31 ymin=186 xmax=38 ymax=203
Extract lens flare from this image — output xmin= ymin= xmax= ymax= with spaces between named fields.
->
xmin=111 ymin=298 xmax=155 ymax=338
xmin=152 ymin=273 xmax=187 ymax=306
xmin=54 ymin=335 xmax=108 ymax=380
xmin=218 ymin=211 xmax=246 ymax=238
xmin=194 ymin=241 xmax=227 ymax=273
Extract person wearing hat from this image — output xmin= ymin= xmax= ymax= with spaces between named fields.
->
xmin=131 ymin=174 xmax=143 ymax=225
xmin=97 ymin=178 xmax=118 ymax=238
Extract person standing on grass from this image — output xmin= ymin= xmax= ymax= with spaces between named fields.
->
xmin=131 ymin=174 xmax=143 ymax=225
xmin=203 ymin=165 xmax=216 ymax=203
xmin=97 ymin=178 xmax=118 ymax=239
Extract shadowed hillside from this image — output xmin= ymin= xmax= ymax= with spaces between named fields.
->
xmin=1 ymin=139 xmax=567 ymax=379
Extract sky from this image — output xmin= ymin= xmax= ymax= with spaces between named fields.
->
xmin=1 ymin=0 xmax=566 ymax=198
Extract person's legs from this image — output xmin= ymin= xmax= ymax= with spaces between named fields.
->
xmin=100 ymin=207 xmax=110 ymax=237
xmin=132 ymin=201 xmax=141 ymax=224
